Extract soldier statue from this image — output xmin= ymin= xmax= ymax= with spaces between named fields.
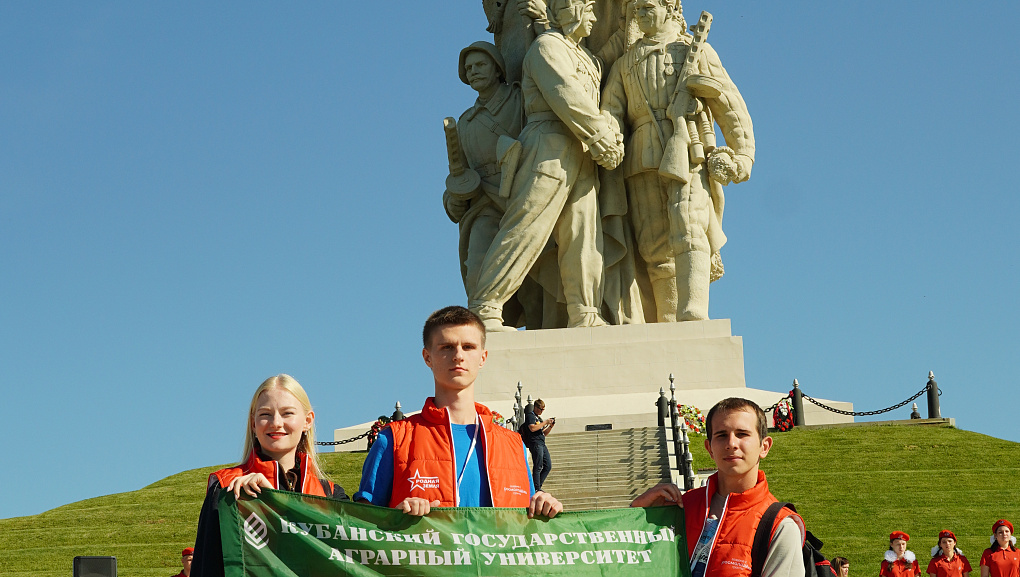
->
xmin=468 ymin=0 xmax=625 ymax=332
xmin=443 ymin=42 xmax=567 ymax=329
xmin=602 ymin=0 xmax=754 ymax=321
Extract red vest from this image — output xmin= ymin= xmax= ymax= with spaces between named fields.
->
xmin=211 ymin=450 xmax=330 ymax=497
xmin=682 ymin=471 xmax=804 ymax=577
xmin=388 ymin=398 xmax=532 ymax=508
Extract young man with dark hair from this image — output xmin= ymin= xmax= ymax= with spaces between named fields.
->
xmin=632 ymin=397 xmax=805 ymax=577
xmin=356 ymin=306 xmax=562 ymax=518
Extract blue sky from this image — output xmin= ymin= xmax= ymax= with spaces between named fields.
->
xmin=2 ymin=2 xmax=1018 ymax=520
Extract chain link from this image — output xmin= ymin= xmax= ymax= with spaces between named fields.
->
xmin=322 ymin=383 xmax=938 ymax=442
xmin=315 ymin=429 xmax=372 ymax=446
xmin=802 ymin=385 xmax=932 ymax=416
xmin=762 ymin=394 xmax=792 ymax=414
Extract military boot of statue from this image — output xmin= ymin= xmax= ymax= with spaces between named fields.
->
xmin=675 ymin=250 xmax=711 ymax=321
xmin=650 ymin=277 xmax=679 ymax=323
xmin=566 ymin=304 xmax=609 ymax=328
xmin=469 ymin=303 xmax=517 ymax=333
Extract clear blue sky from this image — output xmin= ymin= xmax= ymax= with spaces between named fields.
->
xmin=2 ymin=2 xmax=1018 ymax=520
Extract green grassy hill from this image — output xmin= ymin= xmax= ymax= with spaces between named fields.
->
xmin=0 ymin=453 xmax=367 ymax=577
xmin=2 ymin=424 xmax=1018 ymax=576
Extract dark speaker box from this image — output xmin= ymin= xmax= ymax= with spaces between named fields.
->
xmin=73 ymin=556 xmax=117 ymax=577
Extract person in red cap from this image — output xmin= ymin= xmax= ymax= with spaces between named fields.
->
xmin=928 ymin=530 xmax=972 ymax=577
xmin=981 ymin=520 xmax=1019 ymax=577
xmin=171 ymin=547 xmax=193 ymax=577
xmin=883 ymin=531 xmax=921 ymax=577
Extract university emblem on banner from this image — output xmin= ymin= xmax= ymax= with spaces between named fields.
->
xmin=243 ymin=512 xmax=268 ymax=550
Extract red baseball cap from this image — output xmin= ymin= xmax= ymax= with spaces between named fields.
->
xmin=890 ymin=531 xmax=910 ymax=542
xmin=182 ymin=547 xmax=194 ymax=556
xmin=939 ymin=530 xmax=957 ymax=542
xmin=993 ymin=520 xmax=1014 ymax=534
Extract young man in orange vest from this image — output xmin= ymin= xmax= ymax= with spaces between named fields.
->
xmin=631 ymin=397 xmax=805 ymax=577
xmin=354 ymin=306 xmax=563 ymax=518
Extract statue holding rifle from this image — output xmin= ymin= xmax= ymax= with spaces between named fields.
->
xmin=601 ymin=2 xmax=754 ymax=322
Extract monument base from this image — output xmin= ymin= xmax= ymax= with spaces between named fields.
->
xmin=473 ymin=320 xmax=853 ymax=434
xmin=333 ymin=320 xmax=853 ymax=451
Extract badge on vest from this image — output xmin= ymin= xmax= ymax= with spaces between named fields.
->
xmin=503 ymin=484 xmax=529 ymax=496
xmin=408 ymin=469 xmax=440 ymax=492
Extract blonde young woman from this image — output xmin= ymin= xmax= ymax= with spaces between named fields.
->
xmin=191 ymin=375 xmax=348 ymax=577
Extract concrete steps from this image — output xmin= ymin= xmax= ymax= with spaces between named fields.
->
xmin=536 ymin=426 xmax=670 ymax=511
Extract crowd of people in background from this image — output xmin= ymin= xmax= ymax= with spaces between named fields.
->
xmin=872 ymin=522 xmax=1020 ymax=577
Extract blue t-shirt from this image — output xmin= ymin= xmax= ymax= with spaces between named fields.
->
xmin=355 ymin=424 xmax=535 ymax=506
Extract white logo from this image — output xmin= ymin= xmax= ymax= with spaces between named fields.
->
xmin=243 ymin=512 xmax=268 ymax=550
xmin=408 ymin=469 xmax=440 ymax=492
xmin=503 ymin=484 xmax=528 ymax=495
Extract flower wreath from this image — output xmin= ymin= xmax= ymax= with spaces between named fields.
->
xmin=773 ymin=397 xmax=795 ymax=432
xmin=678 ymin=404 xmax=707 ymax=434
xmin=491 ymin=411 xmax=506 ymax=428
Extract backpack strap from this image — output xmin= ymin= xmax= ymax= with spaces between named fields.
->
xmin=751 ymin=502 xmax=796 ymax=577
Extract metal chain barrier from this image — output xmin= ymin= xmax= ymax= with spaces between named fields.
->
xmin=762 ymin=395 xmax=791 ymax=414
xmin=802 ymin=384 xmax=937 ymax=417
xmin=315 ymin=429 xmax=372 ymax=446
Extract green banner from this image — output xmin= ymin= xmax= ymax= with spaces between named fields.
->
xmin=219 ymin=489 xmax=692 ymax=576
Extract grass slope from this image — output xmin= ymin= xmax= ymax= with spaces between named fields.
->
xmin=763 ymin=424 xmax=1020 ymax=571
xmin=0 ymin=453 xmax=366 ymax=577
xmin=2 ymin=424 xmax=1018 ymax=576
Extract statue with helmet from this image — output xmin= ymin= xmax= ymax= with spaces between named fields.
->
xmin=466 ymin=0 xmax=625 ymax=332
xmin=442 ymin=41 xmax=567 ymax=329
xmin=445 ymin=0 xmax=756 ymax=329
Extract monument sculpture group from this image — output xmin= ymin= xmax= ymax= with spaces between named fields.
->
xmin=444 ymin=0 xmax=754 ymax=332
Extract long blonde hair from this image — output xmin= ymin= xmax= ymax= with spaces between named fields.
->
xmin=241 ymin=374 xmax=328 ymax=483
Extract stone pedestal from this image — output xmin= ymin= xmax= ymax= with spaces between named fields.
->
xmin=332 ymin=320 xmax=854 ymax=451
xmin=473 ymin=320 xmax=853 ymax=434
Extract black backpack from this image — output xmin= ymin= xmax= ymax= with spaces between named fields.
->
xmin=750 ymin=502 xmax=836 ymax=577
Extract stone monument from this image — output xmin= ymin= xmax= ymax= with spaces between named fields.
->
xmin=334 ymin=0 xmax=853 ymax=450
xmin=446 ymin=0 xmax=753 ymax=330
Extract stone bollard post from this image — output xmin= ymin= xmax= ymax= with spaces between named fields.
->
xmin=514 ymin=382 xmax=523 ymax=428
xmin=926 ymin=371 xmax=941 ymax=419
xmin=657 ymin=387 xmax=669 ymax=427
xmin=669 ymin=375 xmax=682 ymax=468
xmin=792 ymin=379 xmax=805 ymax=427
xmin=680 ymin=420 xmax=695 ymax=490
